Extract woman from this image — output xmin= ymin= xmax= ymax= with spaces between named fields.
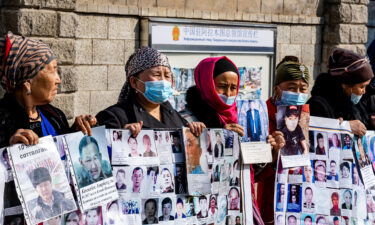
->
xmin=228 ymin=187 xmax=240 ymax=210
xmin=96 ymin=47 xmax=204 ymax=137
xmin=208 ymin=195 xmax=218 ymax=217
xmin=257 ymin=56 xmax=310 ymax=224
xmin=142 ymin=199 xmax=158 ymax=224
xmin=308 ymin=48 xmax=374 ymax=136
xmin=127 ymin=136 xmax=141 ymax=157
xmin=142 ymin=134 xmax=155 ymax=157
xmin=329 ymin=133 xmax=341 ymax=151
xmin=0 ymin=32 xmax=95 ymax=222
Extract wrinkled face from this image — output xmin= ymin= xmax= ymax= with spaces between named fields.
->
xmin=130 ymin=66 xmax=173 ymax=93
xmin=66 ymin=212 xmax=79 ymax=225
xmin=332 ymin=195 xmax=339 ymax=207
xmin=132 ymin=169 xmax=143 ymax=189
xmin=305 ymin=189 xmax=313 ymax=203
xmin=185 ymin=131 xmax=201 ymax=165
xmin=274 ymin=80 xmax=309 ymax=100
xmin=162 ymin=169 xmax=172 ymax=187
xmin=214 ymin=71 xmax=238 ymax=97
xmin=36 ymin=180 xmax=53 ymax=203
xmin=80 ymin=143 xmax=102 ymax=180
xmin=162 ymin=202 xmax=172 ymax=217
xmin=85 ymin=210 xmax=99 ymax=225
xmin=285 ymin=115 xmax=299 ymax=131
xmin=145 ymin=201 xmax=156 ymax=217
xmin=28 ymin=60 xmax=61 ymax=105
xmin=342 ymin=80 xmax=371 ymax=96
xmin=128 ymin=138 xmax=138 ymax=152
xmin=116 ymin=171 xmax=125 ymax=184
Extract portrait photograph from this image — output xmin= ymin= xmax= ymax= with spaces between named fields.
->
xmin=329 ymin=190 xmax=341 ymax=216
xmin=113 ymin=166 xmax=128 ymax=192
xmin=224 ymin=129 xmax=235 ymax=156
xmin=175 ymin=197 xmax=187 ymax=220
xmin=141 ymin=198 xmax=159 ymax=224
xmin=352 ymin=164 xmax=362 ymax=186
xmin=288 ymin=167 xmax=303 ymax=184
xmin=195 ymin=195 xmax=209 ymax=219
xmin=104 ymin=200 xmax=127 ymax=225
xmin=313 ymin=160 xmax=327 ymax=187
xmin=110 ymin=129 xmax=127 ymax=165
xmin=41 ymin=216 xmax=62 ymax=225
xmin=301 ymin=184 xmax=316 ymax=213
xmin=207 ymin=194 xmax=218 ymax=219
xmin=174 ymin=163 xmax=188 ymax=195
xmin=228 ymin=187 xmax=241 ymax=211
xmin=170 ymin=130 xmax=183 ymax=154
xmin=158 ymin=165 xmax=175 ymax=194
xmin=328 ymin=132 xmax=342 ymax=153
xmin=341 ymin=189 xmax=353 ymax=217
xmin=276 ymin=183 xmax=287 ymax=212
xmin=341 ymin=133 xmax=354 ymax=160
xmin=353 ymin=188 xmax=367 ymax=219
xmin=237 ymin=99 xmax=269 ymax=142
xmin=158 ymin=197 xmax=176 ymax=222
xmin=300 ymin=213 xmax=315 ymax=225
xmin=82 ymin=207 xmax=103 ymax=225
xmin=286 ymin=213 xmax=300 ymax=225
xmin=216 ymin=195 xmax=228 ymax=224
xmin=3 ymin=215 xmax=25 ymax=225
xmin=220 ymin=158 xmax=232 ymax=183
xmin=226 ymin=214 xmax=242 ymax=225
xmin=210 ymin=129 xmax=225 ymax=159
xmin=121 ymin=198 xmax=141 ymax=215
xmin=145 ymin=166 xmax=159 ymax=195
xmin=184 ymin=196 xmax=196 ymax=217
xmin=315 ymin=215 xmax=328 ymax=225
xmin=327 ymin=157 xmax=340 ymax=188
xmin=313 ymin=131 xmax=328 ymax=158
xmin=287 ymin=184 xmax=302 ymax=213
xmin=339 ymin=161 xmax=352 ymax=189
xmin=354 ymin=136 xmax=372 ymax=169
xmin=302 ymin=163 xmax=314 ymax=183
xmin=128 ymin=166 xmax=146 ymax=195
xmin=328 ymin=216 xmax=341 ymax=225
xmin=229 ymin=160 xmax=240 ymax=187
xmin=275 ymin=213 xmax=285 ymax=225
xmin=183 ymin=128 xmax=208 ymax=175
xmin=61 ymin=210 xmax=83 ymax=225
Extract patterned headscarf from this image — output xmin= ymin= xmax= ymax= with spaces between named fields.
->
xmin=118 ymin=47 xmax=171 ymax=103
xmin=0 ymin=31 xmax=56 ymax=92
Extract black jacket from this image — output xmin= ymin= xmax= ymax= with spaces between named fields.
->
xmin=0 ymin=94 xmax=70 ymax=148
xmin=185 ymin=85 xmax=222 ymax=128
xmin=307 ymin=73 xmax=371 ymax=128
xmin=96 ymin=92 xmax=188 ymax=129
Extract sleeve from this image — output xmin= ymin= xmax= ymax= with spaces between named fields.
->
xmin=297 ymin=126 xmax=305 ymax=141
xmin=96 ymin=106 xmax=127 ymax=129
xmin=308 ymin=96 xmax=334 ymax=118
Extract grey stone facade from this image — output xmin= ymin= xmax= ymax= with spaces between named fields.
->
xmin=0 ymin=0 xmax=370 ymax=121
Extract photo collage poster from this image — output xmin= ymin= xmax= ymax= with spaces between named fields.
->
xmin=7 ymin=136 xmax=77 ymax=225
xmin=64 ymin=126 xmax=119 ymax=212
xmin=274 ymin=116 xmax=372 ymax=225
xmin=277 ymin=105 xmax=310 ymax=168
xmin=170 ymin=68 xmax=195 ymax=112
xmin=237 ymin=66 xmax=263 ymax=100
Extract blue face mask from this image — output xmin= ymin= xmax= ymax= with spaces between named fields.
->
xmin=350 ymin=93 xmax=362 ymax=105
xmin=219 ymin=94 xmax=236 ymax=105
xmin=137 ymin=79 xmax=174 ymax=104
xmin=276 ymin=91 xmax=309 ymax=106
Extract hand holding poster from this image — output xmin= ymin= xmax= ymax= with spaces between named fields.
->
xmin=7 ymin=136 xmax=77 ymax=225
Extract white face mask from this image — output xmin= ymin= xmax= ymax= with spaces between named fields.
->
xmin=285 ymin=118 xmax=298 ymax=131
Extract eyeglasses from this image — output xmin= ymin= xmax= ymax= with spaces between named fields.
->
xmin=330 ymin=58 xmax=370 ymax=76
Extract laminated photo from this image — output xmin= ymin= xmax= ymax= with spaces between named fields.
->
xmin=302 ymin=163 xmax=314 ymax=183
xmin=110 ymin=129 xmax=126 ymax=165
xmin=141 ymin=198 xmax=159 ymax=224
xmin=200 ymin=129 xmax=213 ymax=164
xmin=120 ymin=197 xmax=141 ymax=215
xmin=64 ymin=126 xmax=118 ymax=211
xmin=288 ymin=167 xmax=303 ymax=184
xmin=276 ymin=183 xmax=287 ymax=212
xmin=105 ymin=198 xmax=141 ymax=225
xmin=128 ymin=166 xmax=146 ymax=195
xmin=207 ymin=194 xmax=218 ymax=220
xmin=315 ymin=215 xmax=328 ymax=225
xmin=210 ymin=129 xmax=225 ymax=159
xmin=229 ymin=159 xmax=240 ymax=187
xmin=341 ymin=133 xmax=354 ymax=160
xmin=53 ymin=135 xmax=71 ymax=184
xmin=224 ymin=129 xmax=235 ymax=156
xmin=194 ymin=195 xmax=209 ymax=220
xmin=328 ymin=133 xmax=342 ymax=156
xmin=368 ymin=134 xmax=375 ymax=170
xmin=170 ymin=130 xmax=185 ymax=163
xmin=155 ymin=131 xmax=172 ymax=165
xmin=41 ymin=216 xmax=62 ymax=225
xmin=275 ymin=213 xmax=285 ymax=225
xmin=286 ymin=213 xmax=300 ymax=225
xmin=226 ymin=214 xmax=242 ymax=225
xmin=175 ymin=197 xmax=188 ymax=220
xmin=313 ymin=160 xmax=327 ymax=188
xmin=113 ymin=166 xmax=128 ymax=192
xmin=287 ymin=184 xmax=302 ymax=213
xmin=339 ymin=161 xmax=352 ymax=189
xmin=341 ymin=189 xmax=353 ymax=217
xmin=353 ymin=188 xmax=367 ymax=219
xmin=183 ymin=128 xmax=211 ymax=195
xmin=211 ymin=160 xmax=221 ymax=194
xmin=354 ymin=135 xmax=375 ymax=189
xmin=329 ymin=189 xmax=341 ymax=216
xmin=302 ymin=184 xmax=316 ymax=213
xmin=146 ymin=166 xmax=160 ymax=196
xmin=277 ymin=105 xmax=310 ymax=168
xmin=327 ymin=153 xmax=340 ymax=189
xmin=312 ymin=131 xmax=328 ymax=159
xmin=184 ymin=196 xmax=196 ymax=218
xmin=300 ymin=213 xmax=315 ymax=225
xmin=228 ymin=187 xmax=241 ymax=211
xmin=82 ymin=207 xmax=103 ymax=225
xmin=237 ymin=99 xmax=269 ymax=142
xmin=158 ymin=165 xmax=175 ymax=194
xmin=7 ymin=136 xmax=76 ymax=225
xmin=174 ymin=163 xmax=188 ymax=195
xmin=158 ymin=196 xmax=175 ymax=223
xmin=104 ymin=200 xmax=129 ymax=225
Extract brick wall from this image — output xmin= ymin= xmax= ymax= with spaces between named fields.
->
xmin=0 ymin=0 xmax=369 ymax=121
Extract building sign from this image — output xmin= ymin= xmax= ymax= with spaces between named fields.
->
xmin=151 ymin=24 xmax=275 ymax=53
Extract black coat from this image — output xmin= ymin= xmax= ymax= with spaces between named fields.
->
xmin=96 ymin=92 xmax=188 ymax=129
xmin=185 ymin=85 xmax=223 ymax=128
xmin=307 ymin=73 xmax=371 ymax=128
xmin=0 ymin=94 xmax=70 ymax=148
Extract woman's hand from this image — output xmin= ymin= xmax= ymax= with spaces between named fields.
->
xmin=349 ymin=120 xmax=366 ymax=136
xmin=9 ymin=129 xmax=39 ymax=145
xmin=224 ymin=123 xmax=245 ymax=137
xmin=124 ymin=121 xmax=143 ymax=138
xmin=267 ymin=131 xmax=285 ymax=162
xmin=73 ymin=115 xmax=97 ymax=136
xmin=188 ymin=122 xmax=206 ymax=137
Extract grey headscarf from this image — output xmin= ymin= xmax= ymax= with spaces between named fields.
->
xmin=117 ymin=47 xmax=170 ymax=103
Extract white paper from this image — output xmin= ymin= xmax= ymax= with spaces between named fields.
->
xmin=360 ymin=165 xmax=375 ymax=190
xmin=241 ymin=142 xmax=272 ymax=164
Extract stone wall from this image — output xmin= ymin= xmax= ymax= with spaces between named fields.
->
xmin=0 ymin=0 xmax=369 ymax=121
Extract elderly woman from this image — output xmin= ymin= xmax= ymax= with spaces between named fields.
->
xmin=96 ymin=47 xmax=204 ymax=136
xmin=0 ymin=32 xmax=95 ymax=222
xmin=308 ymin=48 xmax=374 ymax=136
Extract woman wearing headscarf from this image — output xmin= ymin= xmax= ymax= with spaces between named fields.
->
xmin=0 ymin=31 xmax=95 ymax=223
xmin=96 ymin=47 xmax=204 ymax=136
xmin=183 ymin=56 xmax=264 ymax=225
xmin=256 ymin=56 xmax=310 ymax=224
xmin=308 ymin=48 xmax=374 ymax=136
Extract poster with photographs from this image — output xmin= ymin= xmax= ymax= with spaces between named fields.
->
xmin=64 ymin=126 xmax=118 ymax=211
xmin=103 ymin=199 xmax=142 ymax=225
xmin=274 ymin=116 xmax=373 ymax=225
xmin=277 ymin=105 xmax=310 ymax=168
xmin=111 ymin=129 xmax=159 ymax=166
xmin=7 ymin=136 xmax=77 ymax=225
xmin=353 ymin=134 xmax=375 ymax=189
xmin=237 ymin=66 xmax=262 ymax=100
xmin=154 ymin=130 xmax=173 ymax=165
xmin=169 ymin=68 xmax=195 ymax=111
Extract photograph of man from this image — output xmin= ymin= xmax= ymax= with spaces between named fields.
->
xmin=333 ymin=217 xmax=340 ymax=225
xmin=175 ymin=198 xmax=186 ymax=219
xmin=142 ymin=199 xmax=158 ymax=224
xmin=213 ymin=131 xmax=224 ymax=158
xmin=329 ymin=133 xmax=342 ymax=151
xmin=159 ymin=167 xmax=174 ymax=193
xmin=147 ymin=167 xmax=158 ymax=193
xmin=281 ymin=106 xmax=308 ymax=156
xmin=143 ymin=134 xmax=156 ymax=157
xmin=212 ymin=164 xmax=220 ymax=182
xmin=276 ymin=214 xmax=285 ymax=225
xmin=224 ymin=130 xmax=234 ymax=149
xmin=27 ymin=167 xmax=76 ymax=222
xmin=128 ymin=136 xmax=141 ymax=157
xmin=208 ymin=195 xmax=218 ymax=218
xmin=171 ymin=131 xmax=182 ymax=153
xmin=342 ymin=134 xmax=352 ymax=150
xmin=276 ymin=183 xmax=286 ymax=211
xmin=316 ymin=216 xmax=327 ymax=225
xmin=303 ymin=215 xmax=312 ymax=225
xmin=340 ymin=162 xmax=351 ymax=180
xmin=302 ymin=187 xmax=314 ymax=212
xmin=330 ymin=192 xmax=341 ymax=216
xmin=315 ymin=133 xmax=326 ymax=155
xmin=197 ymin=195 xmax=208 ymax=218
xmin=63 ymin=211 xmax=81 ymax=225
xmin=186 ymin=197 xmax=196 ymax=217
xmin=228 ymin=187 xmax=240 ymax=210
xmin=115 ymin=169 xmax=126 ymax=190
xmin=246 ymin=101 xmax=262 ymax=141
xmin=287 ymin=215 xmax=297 ymax=225
xmin=185 ymin=129 xmax=205 ymax=174
xmin=327 ymin=160 xmax=339 ymax=181
xmin=77 ymin=136 xmax=112 ymax=188
xmin=342 ymin=189 xmax=353 ymax=210
xmin=84 ymin=207 xmax=102 ymax=225
xmin=175 ymin=164 xmax=187 ymax=194
xmin=303 ymin=165 xmax=313 ymax=183
xmin=314 ymin=160 xmax=326 ymax=183
xmin=356 ymin=137 xmax=371 ymax=167
xmin=131 ymin=167 xmax=144 ymax=193
xmin=235 ymin=216 xmax=241 ymax=225
xmin=159 ymin=197 xmax=174 ymax=221
xmin=287 ymin=184 xmax=301 ymax=212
